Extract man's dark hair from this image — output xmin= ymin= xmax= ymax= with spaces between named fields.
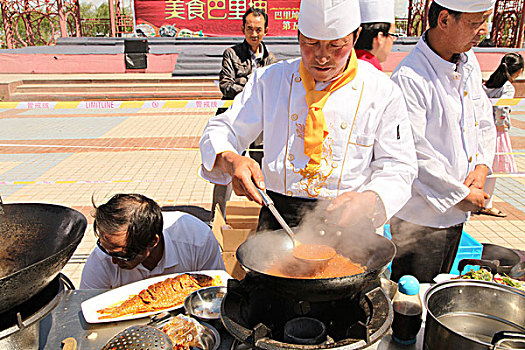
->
xmin=93 ymin=193 xmax=163 ymax=254
xmin=354 ymin=22 xmax=391 ymax=50
xmin=243 ymin=7 xmax=269 ymax=29
xmin=478 ymin=37 xmax=495 ymax=47
xmin=485 ymin=52 xmax=524 ymax=88
xmin=428 ymin=2 xmax=462 ymax=28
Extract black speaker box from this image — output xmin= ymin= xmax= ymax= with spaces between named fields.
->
xmin=124 ymin=38 xmax=149 ymax=53
xmin=125 ymin=53 xmax=147 ymax=69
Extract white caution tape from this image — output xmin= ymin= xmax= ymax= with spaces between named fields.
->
xmin=490 ymin=98 xmax=525 ymax=107
xmin=487 ymin=172 xmax=525 ymax=178
xmin=0 ymin=143 xmax=197 ymax=151
xmin=0 ymin=179 xmax=178 ymax=186
xmin=0 ymin=100 xmax=233 ymax=109
xmin=0 ymin=98 xmax=524 ymax=110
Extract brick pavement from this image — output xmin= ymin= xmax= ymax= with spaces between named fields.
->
xmin=0 ymin=104 xmax=523 ymax=288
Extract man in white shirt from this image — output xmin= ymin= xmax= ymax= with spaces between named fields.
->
xmin=390 ymin=0 xmax=496 ymax=282
xmin=200 ymin=0 xmax=417 ymax=231
xmin=80 ymin=193 xmax=225 ymax=289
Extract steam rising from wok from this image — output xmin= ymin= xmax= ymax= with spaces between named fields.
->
xmin=239 ymin=200 xmax=389 ymax=279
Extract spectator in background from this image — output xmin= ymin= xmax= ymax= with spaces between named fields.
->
xmin=479 ymin=52 xmax=524 ymax=217
xmin=80 ymin=193 xmax=224 ymax=289
xmin=354 ymin=0 xmax=398 ymax=71
xmin=390 ymin=0 xmax=496 ymax=282
xmin=211 ymin=7 xmax=278 ymax=223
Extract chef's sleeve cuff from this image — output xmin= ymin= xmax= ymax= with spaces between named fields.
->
xmin=198 ymin=164 xmax=232 ymax=186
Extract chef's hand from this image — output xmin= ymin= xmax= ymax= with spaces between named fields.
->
xmin=456 ymin=187 xmax=489 ymax=212
xmin=215 ymin=151 xmax=264 ymax=204
xmin=325 ymin=191 xmax=384 ymax=228
xmin=463 ymin=164 xmax=489 ymax=190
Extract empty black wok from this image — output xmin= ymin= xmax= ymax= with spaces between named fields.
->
xmin=236 ymin=225 xmax=396 ymax=301
xmin=0 ymin=203 xmax=87 ymax=314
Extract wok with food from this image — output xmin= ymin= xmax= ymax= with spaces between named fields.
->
xmin=236 ymin=224 xmax=396 ymax=301
xmin=97 ymin=273 xmax=217 ymax=319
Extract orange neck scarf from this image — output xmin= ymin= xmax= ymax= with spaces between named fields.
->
xmin=299 ymin=50 xmax=358 ymax=172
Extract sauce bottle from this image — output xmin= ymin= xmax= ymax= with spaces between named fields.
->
xmin=391 ymin=275 xmax=423 ymax=345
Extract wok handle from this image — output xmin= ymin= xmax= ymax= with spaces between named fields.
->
xmin=458 ymin=259 xmax=500 ymax=275
xmin=59 ymin=273 xmax=76 ymax=290
xmin=491 ymin=331 xmax=525 ymax=348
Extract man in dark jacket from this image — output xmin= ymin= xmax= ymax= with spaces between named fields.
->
xmin=211 ymin=7 xmax=277 ymax=222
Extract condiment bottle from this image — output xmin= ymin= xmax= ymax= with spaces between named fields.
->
xmin=391 ymin=275 xmax=423 ymax=345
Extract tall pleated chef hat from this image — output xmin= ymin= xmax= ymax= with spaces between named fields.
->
xmin=360 ymin=0 xmax=395 ymax=24
xmin=434 ymin=0 xmax=496 ymax=12
xmin=298 ymin=0 xmax=361 ymax=40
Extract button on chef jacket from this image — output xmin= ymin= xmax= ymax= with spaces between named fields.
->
xmin=391 ymin=36 xmax=496 ymax=228
xmin=200 ymin=58 xmax=418 ymax=221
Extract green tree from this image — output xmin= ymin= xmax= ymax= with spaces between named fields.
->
xmin=81 ymin=2 xmax=110 ymax=37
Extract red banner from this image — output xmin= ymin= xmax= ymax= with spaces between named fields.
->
xmin=134 ymin=0 xmax=300 ymax=37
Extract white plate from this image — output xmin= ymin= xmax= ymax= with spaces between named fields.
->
xmin=81 ymin=270 xmax=232 ymax=323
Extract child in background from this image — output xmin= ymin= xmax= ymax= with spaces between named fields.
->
xmin=480 ymin=52 xmax=524 ymax=217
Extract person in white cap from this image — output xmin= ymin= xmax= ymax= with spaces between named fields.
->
xmin=389 ymin=0 xmax=497 ymax=282
xmin=199 ymin=0 xmax=417 ymax=231
xmin=354 ymin=0 xmax=398 ymax=71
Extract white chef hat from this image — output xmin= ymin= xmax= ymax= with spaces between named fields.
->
xmin=360 ymin=0 xmax=395 ymax=24
xmin=433 ymin=0 xmax=496 ymax=13
xmin=298 ymin=0 xmax=361 ymax=40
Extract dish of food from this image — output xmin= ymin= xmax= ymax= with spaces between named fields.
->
xmin=81 ymin=270 xmax=231 ymax=323
xmin=158 ymin=314 xmax=220 ymax=350
xmin=455 ymin=268 xmax=525 ymax=290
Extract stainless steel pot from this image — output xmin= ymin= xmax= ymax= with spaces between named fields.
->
xmin=424 ymin=280 xmax=525 ymax=350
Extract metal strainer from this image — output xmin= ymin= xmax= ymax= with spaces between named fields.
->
xmin=101 ymin=324 xmax=173 ymax=350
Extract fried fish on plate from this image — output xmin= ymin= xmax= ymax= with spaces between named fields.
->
xmin=97 ymin=273 xmax=214 ymax=319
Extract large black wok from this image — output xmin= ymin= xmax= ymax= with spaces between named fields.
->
xmin=0 ymin=203 xmax=87 ymax=314
xmin=236 ymin=225 xmax=396 ymax=301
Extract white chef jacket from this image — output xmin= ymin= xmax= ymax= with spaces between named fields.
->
xmin=200 ymin=58 xmax=417 ymax=220
xmin=391 ymin=35 xmax=496 ymax=228
xmin=80 ymin=211 xmax=225 ymax=290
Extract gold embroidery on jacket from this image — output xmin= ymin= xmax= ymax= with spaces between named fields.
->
xmin=295 ymin=123 xmax=305 ymax=139
xmin=291 ymin=138 xmax=335 ymax=197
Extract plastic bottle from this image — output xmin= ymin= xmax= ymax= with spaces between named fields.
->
xmin=391 ymin=275 xmax=423 ymax=345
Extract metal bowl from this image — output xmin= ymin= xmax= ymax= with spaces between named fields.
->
xmin=184 ymin=286 xmax=227 ymax=321
xmin=200 ymin=322 xmax=221 ymax=350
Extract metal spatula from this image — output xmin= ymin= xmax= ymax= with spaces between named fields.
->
xmin=256 ymin=187 xmax=296 ymax=244
xmin=256 ymin=188 xmax=335 ymax=267
xmin=101 ymin=324 xmax=173 ymax=350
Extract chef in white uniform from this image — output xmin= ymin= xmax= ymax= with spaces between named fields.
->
xmin=200 ymin=0 xmax=417 ymax=230
xmin=390 ymin=0 xmax=496 ymax=282
xmin=355 ymin=0 xmax=397 ymax=71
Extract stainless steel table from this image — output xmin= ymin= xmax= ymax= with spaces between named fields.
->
xmin=39 ymin=289 xmax=426 ymax=350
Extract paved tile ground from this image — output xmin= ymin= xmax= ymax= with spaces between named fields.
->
xmin=0 ymin=102 xmax=523 ymax=288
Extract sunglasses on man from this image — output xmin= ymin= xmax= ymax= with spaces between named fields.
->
xmin=96 ymin=239 xmax=138 ymax=262
xmin=387 ymin=32 xmax=401 ymax=41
